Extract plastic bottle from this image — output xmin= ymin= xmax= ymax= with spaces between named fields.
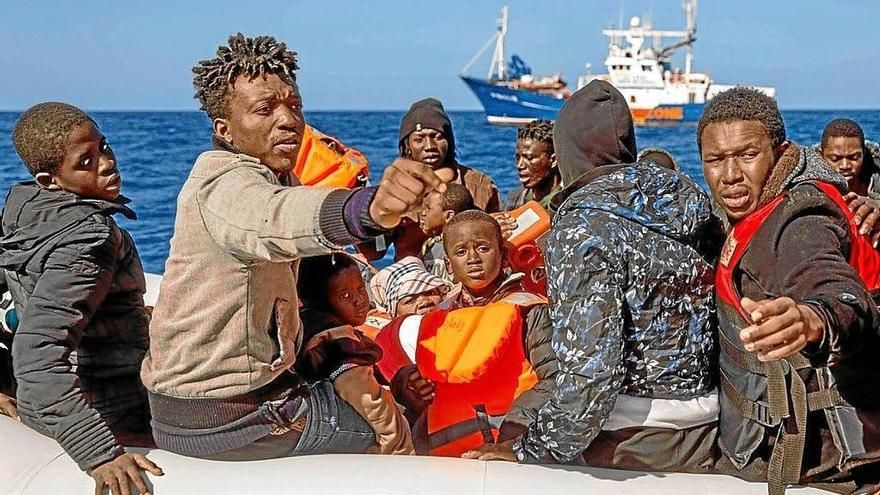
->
xmin=506 ymin=201 xmax=551 ymax=295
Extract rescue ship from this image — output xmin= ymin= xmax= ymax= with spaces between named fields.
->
xmin=460 ymin=1 xmax=776 ymax=125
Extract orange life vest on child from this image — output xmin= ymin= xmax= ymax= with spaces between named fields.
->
xmin=293 ymin=125 xmax=369 ymax=188
xmin=359 ymin=309 xmax=392 ymax=342
xmin=375 ymin=292 xmax=546 ymax=457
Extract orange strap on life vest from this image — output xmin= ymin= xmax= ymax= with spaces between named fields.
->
xmin=359 ymin=309 xmax=391 ymax=342
xmin=293 ymin=125 xmax=369 ymax=188
xmin=716 ymin=180 xmax=880 ymax=317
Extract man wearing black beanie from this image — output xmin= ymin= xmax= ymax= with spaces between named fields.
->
xmin=398 ymin=98 xmax=499 ymax=213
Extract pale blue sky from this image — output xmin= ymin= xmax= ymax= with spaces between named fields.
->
xmin=1 ymin=0 xmax=878 ymax=111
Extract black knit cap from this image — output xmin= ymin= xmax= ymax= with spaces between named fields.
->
xmin=398 ymin=98 xmax=456 ymax=164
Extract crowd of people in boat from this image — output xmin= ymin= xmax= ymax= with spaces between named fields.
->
xmin=1 ymin=32 xmax=880 ymax=495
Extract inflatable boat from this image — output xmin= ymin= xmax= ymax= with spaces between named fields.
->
xmin=0 ymin=274 xmax=827 ymax=494
xmin=0 ymin=414 xmax=827 ymax=494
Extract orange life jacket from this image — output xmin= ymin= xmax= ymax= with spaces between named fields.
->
xmin=506 ymin=201 xmax=551 ymax=296
xmin=376 ymin=293 xmax=546 ymax=457
xmin=359 ymin=309 xmax=391 ymax=342
xmin=293 ymin=125 xmax=369 ymax=188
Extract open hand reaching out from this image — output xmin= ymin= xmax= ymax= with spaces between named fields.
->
xmin=740 ymin=297 xmax=825 ymax=362
xmin=844 ymin=192 xmax=880 ymax=247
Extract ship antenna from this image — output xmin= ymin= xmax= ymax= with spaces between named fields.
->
xmin=489 ymin=6 xmax=508 ymax=80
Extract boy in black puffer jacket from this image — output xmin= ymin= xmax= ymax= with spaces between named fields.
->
xmin=0 ymin=103 xmax=161 ymax=495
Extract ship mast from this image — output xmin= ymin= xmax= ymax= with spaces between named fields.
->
xmin=600 ymin=0 xmax=697 ymax=74
xmin=459 ymin=5 xmax=509 ymax=80
xmin=684 ymin=0 xmax=697 ymax=75
xmin=488 ymin=6 xmax=508 ymax=80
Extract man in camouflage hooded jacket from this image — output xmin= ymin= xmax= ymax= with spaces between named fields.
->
xmin=466 ymin=80 xmax=724 ymax=472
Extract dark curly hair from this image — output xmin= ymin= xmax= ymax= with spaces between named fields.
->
xmin=297 ymin=253 xmax=359 ymax=309
xmin=821 ymin=118 xmax=864 ymax=148
xmin=442 ymin=209 xmax=503 ymax=252
xmin=12 ymin=102 xmax=94 ymax=176
xmin=517 ymin=119 xmax=554 ymax=151
xmin=697 ymin=87 xmax=785 ymax=151
xmin=192 ymin=33 xmax=299 ymax=120
xmin=439 ymin=183 xmax=474 ymax=213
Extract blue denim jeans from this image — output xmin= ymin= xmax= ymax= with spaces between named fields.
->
xmin=204 ymin=380 xmax=375 ymax=461
xmin=293 ymin=379 xmax=376 ymax=454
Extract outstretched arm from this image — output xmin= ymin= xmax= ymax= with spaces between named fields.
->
xmin=199 ymin=158 xmax=443 ymax=262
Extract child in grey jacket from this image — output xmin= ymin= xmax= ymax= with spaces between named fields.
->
xmin=0 ymin=103 xmax=162 ymax=495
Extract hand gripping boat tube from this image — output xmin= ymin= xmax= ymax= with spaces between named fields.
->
xmin=506 ymin=201 xmax=551 ymax=295
xmin=293 ymin=125 xmax=369 ymax=188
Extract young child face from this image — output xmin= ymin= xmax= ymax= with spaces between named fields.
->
xmin=418 ymin=191 xmax=450 ymax=236
xmin=444 ymin=221 xmax=504 ymax=295
xmin=395 ymin=286 xmax=448 ymax=316
xmin=41 ymin=120 xmax=122 ymax=201
xmin=327 ymin=265 xmax=370 ymax=326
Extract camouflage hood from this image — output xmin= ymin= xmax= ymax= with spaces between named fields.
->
xmin=557 ymin=162 xmax=717 ymax=245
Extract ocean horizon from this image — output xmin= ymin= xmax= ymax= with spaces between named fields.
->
xmin=2 ymin=109 xmax=878 ymax=274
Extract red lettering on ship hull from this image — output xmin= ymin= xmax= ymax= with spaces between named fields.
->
xmin=631 ymin=106 xmax=685 ymax=124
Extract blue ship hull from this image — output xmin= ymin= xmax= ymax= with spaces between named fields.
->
xmin=461 ymin=75 xmax=704 ymax=125
xmin=461 ymin=76 xmax=564 ymax=124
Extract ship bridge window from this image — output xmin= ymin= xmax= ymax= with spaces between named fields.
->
xmin=625 ymin=65 xmax=631 ymax=70
xmin=642 ymin=65 xmax=653 ymax=71
xmin=630 ymin=95 xmax=636 ymax=103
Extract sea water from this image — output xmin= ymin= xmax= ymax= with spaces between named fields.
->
xmin=1 ymin=110 xmax=878 ymax=274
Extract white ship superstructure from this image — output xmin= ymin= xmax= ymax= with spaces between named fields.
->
xmin=578 ymin=0 xmax=775 ymax=123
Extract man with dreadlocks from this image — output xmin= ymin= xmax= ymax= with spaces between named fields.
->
xmin=505 ymin=119 xmax=561 ymax=210
xmin=140 ymin=33 xmax=444 ymax=460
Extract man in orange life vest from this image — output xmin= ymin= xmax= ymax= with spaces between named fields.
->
xmin=699 ymin=88 xmax=880 ymax=493
xmin=375 ymin=210 xmax=556 ymax=456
